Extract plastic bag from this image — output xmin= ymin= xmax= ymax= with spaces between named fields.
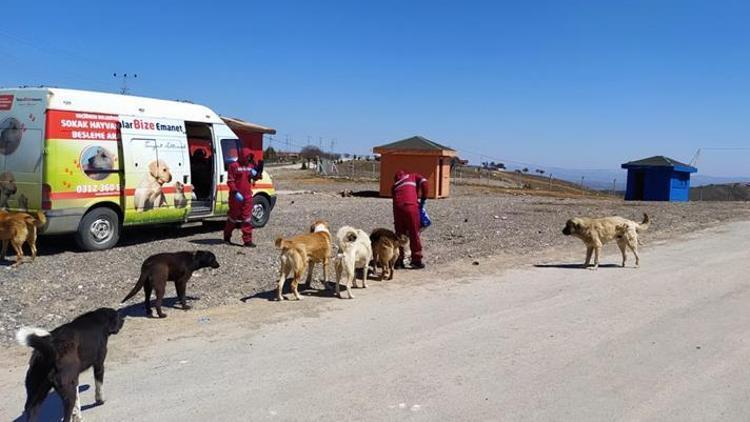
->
xmin=419 ymin=205 xmax=432 ymax=230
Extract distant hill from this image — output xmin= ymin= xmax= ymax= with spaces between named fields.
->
xmin=690 ymin=183 xmax=750 ymax=201
xmin=537 ymin=167 xmax=750 ymax=190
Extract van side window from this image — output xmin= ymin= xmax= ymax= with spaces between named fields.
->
xmin=220 ymin=138 xmax=240 ymax=171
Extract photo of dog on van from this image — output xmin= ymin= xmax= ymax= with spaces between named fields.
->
xmin=82 ymin=146 xmax=116 ymax=181
xmin=134 ymin=160 xmax=173 ymax=212
xmin=0 ymin=117 xmax=23 ymax=155
xmin=0 ymin=171 xmax=17 ymax=210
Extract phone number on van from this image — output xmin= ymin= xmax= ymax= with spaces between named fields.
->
xmin=75 ymin=184 xmax=121 ymax=195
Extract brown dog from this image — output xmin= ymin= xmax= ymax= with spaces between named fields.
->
xmin=274 ymin=238 xmax=309 ymax=301
xmin=370 ymin=228 xmax=409 ymax=280
xmin=562 ymin=213 xmax=650 ymax=269
xmin=121 ymin=251 xmax=220 ymax=318
xmin=0 ymin=210 xmax=46 ymax=266
xmin=274 ymin=220 xmax=332 ymax=296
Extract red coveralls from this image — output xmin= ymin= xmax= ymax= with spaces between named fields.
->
xmin=224 ymin=148 xmax=257 ymax=245
xmin=392 ymin=170 xmax=428 ymax=265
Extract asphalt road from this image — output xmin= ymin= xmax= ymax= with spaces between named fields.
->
xmin=2 ymin=221 xmax=749 ymax=421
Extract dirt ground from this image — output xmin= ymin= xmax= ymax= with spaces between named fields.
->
xmin=1 ymin=168 xmax=748 ymax=345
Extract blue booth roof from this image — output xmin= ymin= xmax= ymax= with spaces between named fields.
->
xmin=621 ymin=155 xmax=697 ymax=173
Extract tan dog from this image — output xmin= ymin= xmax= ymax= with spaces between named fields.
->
xmin=274 ymin=220 xmax=332 ymax=299
xmin=370 ymin=228 xmax=409 ymax=280
xmin=134 ymin=159 xmax=172 ymax=211
xmin=333 ymin=226 xmax=372 ymax=299
xmin=562 ymin=213 xmax=650 ymax=269
xmin=0 ymin=211 xmax=46 ymax=266
xmin=274 ymin=238 xmax=308 ymax=301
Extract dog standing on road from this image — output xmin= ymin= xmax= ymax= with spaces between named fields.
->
xmin=274 ymin=220 xmax=332 ymax=296
xmin=370 ymin=228 xmax=409 ymax=280
xmin=16 ymin=308 xmax=124 ymax=422
xmin=121 ymin=251 xmax=220 ymax=318
xmin=562 ymin=213 xmax=650 ymax=269
xmin=0 ymin=210 xmax=46 ymax=265
xmin=333 ymin=226 xmax=373 ymax=299
xmin=274 ymin=238 xmax=309 ymax=301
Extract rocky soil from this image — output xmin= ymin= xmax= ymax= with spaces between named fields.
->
xmin=1 ymin=168 xmax=748 ymax=345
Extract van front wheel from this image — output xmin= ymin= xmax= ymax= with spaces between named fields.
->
xmin=75 ymin=208 xmax=121 ymax=251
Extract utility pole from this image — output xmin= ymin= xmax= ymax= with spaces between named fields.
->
xmin=113 ymin=73 xmax=137 ymax=95
xmin=612 ymin=178 xmax=617 ymax=196
xmin=580 ymin=176 xmax=585 ymax=189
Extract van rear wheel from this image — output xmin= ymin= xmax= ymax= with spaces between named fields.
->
xmin=252 ymin=195 xmax=271 ymax=228
xmin=75 ymin=207 xmax=120 ymax=251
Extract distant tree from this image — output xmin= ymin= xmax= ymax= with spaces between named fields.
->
xmin=496 ymin=163 xmax=506 ymax=170
xmin=343 ymin=153 xmax=351 ymax=159
xmin=522 ymin=167 xmax=529 ymax=173
xmin=535 ymin=169 xmax=545 ymax=175
xmin=264 ymin=146 xmax=277 ymax=161
xmin=515 ymin=169 xmax=523 ymax=174
xmin=300 ymin=145 xmax=323 ymax=166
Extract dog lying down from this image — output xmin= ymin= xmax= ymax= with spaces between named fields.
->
xmin=16 ymin=308 xmax=124 ymax=422
xmin=562 ymin=213 xmax=650 ymax=269
xmin=333 ymin=226 xmax=373 ymax=299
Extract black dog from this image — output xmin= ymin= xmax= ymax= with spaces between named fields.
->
xmin=121 ymin=250 xmax=220 ymax=318
xmin=16 ymin=307 xmax=124 ymax=422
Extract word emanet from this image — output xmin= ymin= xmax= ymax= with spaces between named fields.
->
xmin=120 ymin=119 xmax=184 ymax=133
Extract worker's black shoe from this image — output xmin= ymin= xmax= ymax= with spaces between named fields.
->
xmin=411 ymin=261 xmax=425 ymax=269
xmin=243 ymin=242 xmax=257 ymax=248
xmin=394 ymin=260 xmax=406 ymax=270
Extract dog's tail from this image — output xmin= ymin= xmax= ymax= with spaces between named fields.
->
xmin=121 ymin=272 xmax=148 ymax=303
xmin=31 ymin=211 xmax=46 ymax=228
xmin=16 ymin=327 xmax=55 ymax=361
xmin=637 ymin=213 xmax=650 ymax=232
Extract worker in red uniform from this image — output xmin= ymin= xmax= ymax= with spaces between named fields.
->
xmin=224 ymin=147 xmax=261 ymax=247
xmin=392 ymin=169 xmax=428 ymax=269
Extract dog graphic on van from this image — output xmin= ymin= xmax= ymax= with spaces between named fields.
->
xmin=173 ymin=181 xmax=188 ymax=208
xmin=134 ymin=160 xmax=172 ymax=212
xmin=0 ymin=171 xmax=17 ymax=210
xmin=0 ymin=117 xmax=23 ymax=155
xmin=83 ymin=147 xmax=115 ymax=180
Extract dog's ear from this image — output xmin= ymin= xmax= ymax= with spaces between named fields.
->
xmin=148 ymin=160 xmax=159 ymax=177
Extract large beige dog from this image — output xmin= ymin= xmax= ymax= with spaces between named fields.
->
xmin=333 ymin=226 xmax=372 ymax=299
xmin=134 ymin=160 xmax=172 ymax=211
xmin=562 ymin=213 xmax=650 ymax=269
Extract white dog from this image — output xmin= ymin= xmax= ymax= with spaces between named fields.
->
xmin=134 ymin=160 xmax=172 ymax=211
xmin=333 ymin=226 xmax=372 ymax=299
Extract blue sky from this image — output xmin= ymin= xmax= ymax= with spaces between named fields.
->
xmin=2 ymin=1 xmax=749 ymax=176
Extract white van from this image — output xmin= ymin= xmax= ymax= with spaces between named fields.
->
xmin=0 ymin=87 xmax=277 ymax=250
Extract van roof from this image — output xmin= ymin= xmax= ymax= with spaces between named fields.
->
xmin=3 ymin=87 xmax=223 ymax=123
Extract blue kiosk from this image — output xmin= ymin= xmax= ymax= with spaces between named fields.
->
xmin=621 ymin=156 xmax=697 ymax=202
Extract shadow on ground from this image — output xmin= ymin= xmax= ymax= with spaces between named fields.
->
xmin=12 ymin=384 xmax=94 ymax=422
xmin=533 ymin=263 xmax=621 ymax=269
xmin=119 ymin=296 xmax=200 ymax=318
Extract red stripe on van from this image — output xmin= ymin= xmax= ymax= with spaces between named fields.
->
xmin=49 ymin=185 xmax=193 ymax=200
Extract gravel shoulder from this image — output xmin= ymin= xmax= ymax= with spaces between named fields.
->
xmin=1 ymin=169 xmax=748 ymax=345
